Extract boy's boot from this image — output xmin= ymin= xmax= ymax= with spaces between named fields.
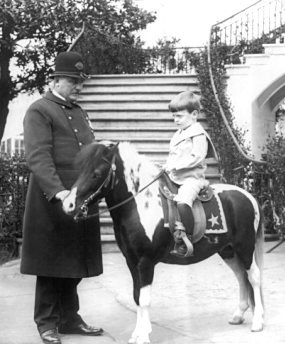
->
xmin=170 ymin=203 xmax=194 ymax=257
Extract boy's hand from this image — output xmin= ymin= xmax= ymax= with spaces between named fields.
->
xmin=169 ymin=168 xmax=178 ymax=176
xmin=157 ymin=163 xmax=167 ymax=172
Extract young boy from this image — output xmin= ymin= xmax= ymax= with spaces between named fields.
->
xmin=163 ymin=90 xmax=214 ymax=257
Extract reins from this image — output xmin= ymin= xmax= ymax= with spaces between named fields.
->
xmin=73 ymin=158 xmax=164 ymax=221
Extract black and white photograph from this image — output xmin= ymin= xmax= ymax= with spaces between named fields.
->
xmin=0 ymin=0 xmax=285 ymax=343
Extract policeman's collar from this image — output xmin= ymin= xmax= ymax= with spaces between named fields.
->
xmin=52 ymin=89 xmax=66 ymax=102
xmin=45 ymin=90 xmax=78 ymax=109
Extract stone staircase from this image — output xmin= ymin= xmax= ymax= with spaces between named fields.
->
xmin=78 ymin=74 xmax=221 ymax=251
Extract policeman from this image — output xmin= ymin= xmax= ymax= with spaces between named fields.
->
xmin=21 ymin=51 xmax=103 ymax=344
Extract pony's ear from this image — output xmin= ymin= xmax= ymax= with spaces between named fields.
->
xmin=110 ymin=142 xmax=119 ymax=152
xmin=99 ymin=140 xmax=115 ymax=147
xmin=99 ymin=140 xmax=119 ymax=151
xmin=105 ymin=142 xmax=119 ymax=160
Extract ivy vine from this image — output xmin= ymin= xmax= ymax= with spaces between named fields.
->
xmin=188 ymin=42 xmax=285 ymax=237
xmin=189 ymin=45 xmax=249 ymax=183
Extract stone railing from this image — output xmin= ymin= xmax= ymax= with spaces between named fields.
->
xmin=211 ymin=0 xmax=285 ymax=60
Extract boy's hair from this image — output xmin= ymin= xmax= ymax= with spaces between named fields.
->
xmin=168 ymin=90 xmax=201 ymax=113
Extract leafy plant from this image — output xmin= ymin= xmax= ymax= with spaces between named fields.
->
xmin=187 ymin=46 xmax=249 ymax=183
xmin=0 ymin=155 xmax=29 ymax=263
xmin=0 ymin=0 xmax=156 ymax=141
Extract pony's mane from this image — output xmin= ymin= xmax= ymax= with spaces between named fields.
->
xmin=118 ymin=142 xmax=159 ymax=193
xmin=118 ymin=142 xmax=163 ymax=239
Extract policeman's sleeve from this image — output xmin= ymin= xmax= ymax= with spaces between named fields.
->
xmin=24 ymin=107 xmax=65 ymax=201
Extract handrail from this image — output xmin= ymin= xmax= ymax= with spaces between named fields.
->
xmin=213 ymin=0 xmax=262 ymax=27
xmin=212 ymin=0 xmax=285 ymax=48
xmin=207 ymin=26 xmax=266 ymax=165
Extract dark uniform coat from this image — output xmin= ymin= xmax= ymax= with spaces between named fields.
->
xmin=20 ymin=91 xmax=103 ymax=278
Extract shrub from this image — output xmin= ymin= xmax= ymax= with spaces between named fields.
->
xmin=0 ymin=155 xmax=29 ymax=263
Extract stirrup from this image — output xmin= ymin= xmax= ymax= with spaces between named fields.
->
xmin=171 ymin=230 xmax=194 ymax=258
xmin=182 ymin=235 xmax=194 ymax=257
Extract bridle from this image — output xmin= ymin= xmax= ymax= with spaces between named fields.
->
xmin=73 ymin=153 xmax=164 ymax=221
xmin=73 ymin=154 xmax=117 ymax=221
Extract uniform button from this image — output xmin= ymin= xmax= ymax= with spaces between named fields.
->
xmin=68 ymin=116 xmax=72 ymax=120
xmin=74 ymin=129 xmax=78 ymax=133
xmin=79 ymin=142 xmax=83 ymax=146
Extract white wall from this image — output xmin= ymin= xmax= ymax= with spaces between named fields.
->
xmin=225 ymin=43 xmax=285 ymax=159
xmin=3 ymin=92 xmax=39 ymax=141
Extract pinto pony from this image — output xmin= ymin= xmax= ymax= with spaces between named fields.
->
xmin=63 ymin=142 xmax=264 ymax=344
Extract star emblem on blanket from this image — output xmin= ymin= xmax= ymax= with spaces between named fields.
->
xmin=208 ymin=213 xmax=219 ymax=227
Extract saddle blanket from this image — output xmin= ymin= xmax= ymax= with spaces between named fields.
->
xmin=193 ymin=190 xmax=228 ymax=236
xmin=203 ymin=192 xmax=227 ymax=234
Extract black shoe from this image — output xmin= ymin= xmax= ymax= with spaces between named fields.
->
xmin=170 ymin=245 xmax=187 ymax=257
xmin=59 ymin=322 xmax=103 ymax=336
xmin=40 ymin=329 xmax=61 ymax=344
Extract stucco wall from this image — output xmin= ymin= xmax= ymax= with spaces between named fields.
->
xmin=226 ymin=43 xmax=285 ymax=159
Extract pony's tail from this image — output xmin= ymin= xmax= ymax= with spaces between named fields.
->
xmin=246 ymin=205 xmax=264 ymax=311
xmin=254 ymin=206 xmax=265 ymax=307
xmin=255 ymin=206 xmax=264 ymax=269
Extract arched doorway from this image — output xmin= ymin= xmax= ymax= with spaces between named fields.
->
xmin=252 ymin=73 xmax=285 ymax=158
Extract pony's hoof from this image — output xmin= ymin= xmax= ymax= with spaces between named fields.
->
xmin=128 ymin=336 xmax=150 ymax=344
xmin=251 ymin=322 xmax=264 ymax=332
xmin=251 ymin=315 xmax=264 ymax=332
xmin=251 ymin=325 xmax=263 ymax=332
xmin=228 ymin=316 xmax=244 ymax=325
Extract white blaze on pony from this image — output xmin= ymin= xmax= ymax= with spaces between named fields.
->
xmin=62 ymin=142 xmax=265 ymax=344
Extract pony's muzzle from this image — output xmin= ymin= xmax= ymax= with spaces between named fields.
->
xmin=62 ymin=198 xmax=75 ymax=214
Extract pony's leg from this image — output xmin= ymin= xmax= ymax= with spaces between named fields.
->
xmin=223 ymin=254 xmax=250 ymax=325
xmin=247 ymin=255 xmax=264 ymax=332
xmin=129 ymin=285 xmax=152 ymax=344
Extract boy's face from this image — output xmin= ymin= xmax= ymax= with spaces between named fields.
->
xmin=172 ymin=109 xmax=197 ymax=129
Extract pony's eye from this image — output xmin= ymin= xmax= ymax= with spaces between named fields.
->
xmin=93 ymin=171 xmax=103 ymax=179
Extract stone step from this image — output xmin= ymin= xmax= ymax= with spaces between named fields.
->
xmin=86 ymin=110 xmax=208 ymax=121
xmin=83 ymin=74 xmax=198 ymax=85
xmin=101 ymin=234 xmax=119 ymax=253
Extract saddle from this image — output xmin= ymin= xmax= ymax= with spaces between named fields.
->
xmin=159 ymin=171 xmax=215 ymax=247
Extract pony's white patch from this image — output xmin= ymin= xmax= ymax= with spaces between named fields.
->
xmin=212 ymin=184 xmax=260 ymax=232
xmin=247 ymin=256 xmax=264 ymax=331
xmin=139 ymin=285 xmax=152 ymax=307
xmin=130 ymin=305 xmax=152 ymax=344
xmin=118 ymin=142 xmax=163 ymax=241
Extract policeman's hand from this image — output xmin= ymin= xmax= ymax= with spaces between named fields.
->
xmin=55 ymin=190 xmax=70 ymax=202
xmin=164 ymin=164 xmax=175 ymax=173
xmin=169 ymin=168 xmax=177 ymax=176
